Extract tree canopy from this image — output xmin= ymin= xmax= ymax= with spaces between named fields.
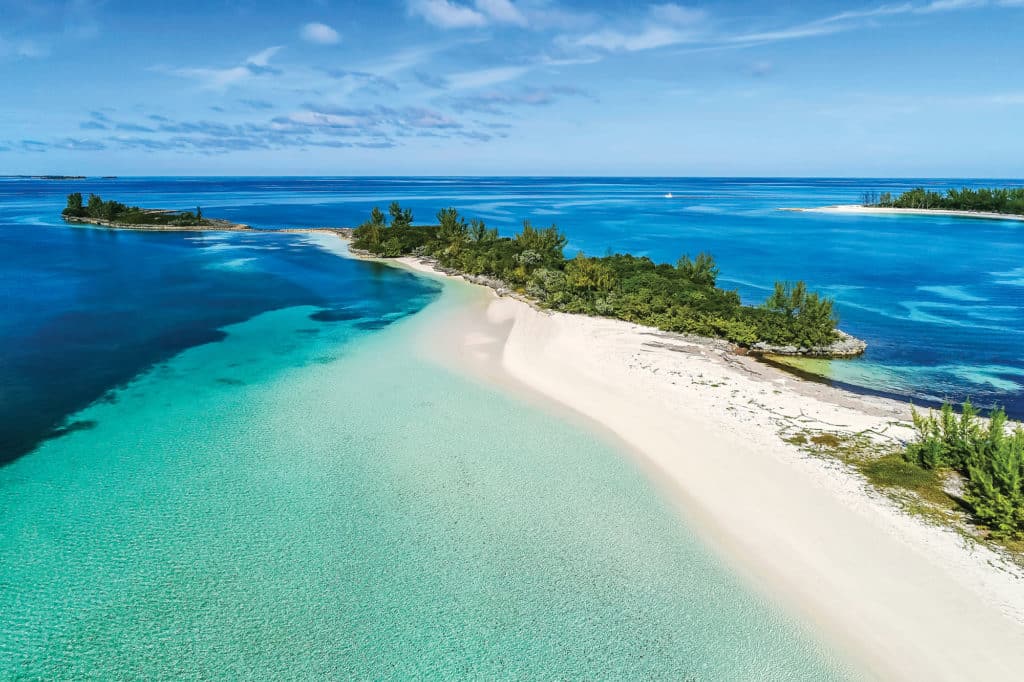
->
xmin=905 ymin=402 xmax=1024 ymax=539
xmin=62 ymin=193 xmax=208 ymax=226
xmin=350 ymin=203 xmax=840 ymax=349
xmin=868 ymin=186 xmax=1024 ymax=215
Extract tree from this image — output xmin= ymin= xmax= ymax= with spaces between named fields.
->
xmin=370 ymin=206 xmax=387 ymax=226
xmin=389 ymin=201 xmax=413 ymax=228
xmin=676 ymin=252 xmax=718 ymax=287
xmin=904 ymin=402 xmax=1024 ymax=539
xmin=436 ymin=207 xmax=468 ymax=250
xmin=564 ymin=253 xmax=616 ymax=296
xmin=63 ymin=192 xmax=84 ymax=216
xmin=514 ymin=220 xmax=566 ymax=267
xmin=469 ymin=218 xmax=496 ymax=243
xmin=86 ymin=193 xmax=104 ymax=217
xmin=196 ymin=206 xmax=203 ymax=221
xmin=762 ymin=281 xmax=838 ymax=347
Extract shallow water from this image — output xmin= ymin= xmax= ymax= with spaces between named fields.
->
xmin=0 ymin=276 xmax=854 ymax=679
xmin=2 ymin=175 xmax=1018 ymax=677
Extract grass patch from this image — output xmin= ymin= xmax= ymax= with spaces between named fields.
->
xmin=784 ymin=428 xmax=966 ymax=522
xmin=780 ymin=424 xmax=1024 ymax=562
xmin=857 ymin=453 xmax=955 ymax=509
xmin=810 ymin=432 xmax=843 ymax=449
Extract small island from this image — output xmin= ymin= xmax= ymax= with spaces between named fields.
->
xmin=348 ymin=202 xmax=864 ymax=358
xmin=785 ymin=186 xmax=1024 ymax=221
xmin=61 ymin=193 xmax=250 ymax=231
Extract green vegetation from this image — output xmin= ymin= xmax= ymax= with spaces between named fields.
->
xmin=864 ymin=186 xmax=1024 ymax=215
xmin=351 ymin=203 xmax=840 ymax=348
xmin=62 ymin=193 xmax=209 ymax=226
xmin=783 ymin=404 xmax=1024 ymax=556
xmin=904 ymin=402 xmax=1024 ymax=539
xmin=785 ymin=427 xmax=964 ymax=520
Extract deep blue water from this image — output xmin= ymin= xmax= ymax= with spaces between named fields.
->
xmin=2 ymin=176 xmax=1023 ymax=465
xmin=0 ymin=180 xmax=440 ymax=463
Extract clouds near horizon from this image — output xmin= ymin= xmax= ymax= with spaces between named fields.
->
xmin=3 ymin=0 xmax=1024 ymax=175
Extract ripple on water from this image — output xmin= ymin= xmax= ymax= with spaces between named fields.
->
xmin=0 ymin=302 xmax=857 ymax=680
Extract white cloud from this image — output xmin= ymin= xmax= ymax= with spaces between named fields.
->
xmin=167 ymin=46 xmax=284 ymax=89
xmin=475 ymin=0 xmax=527 ymax=26
xmin=649 ymin=3 xmax=707 ymax=25
xmin=408 ymin=0 xmax=530 ymax=28
xmin=917 ymin=0 xmax=987 ymax=11
xmin=562 ymin=0 xmax=1005 ymax=54
xmin=446 ymin=65 xmax=530 ymax=89
xmin=247 ymin=46 xmax=283 ymax=67
xmin=301 ymin=22 xmax=341 ymax=44
xmin=409 ymin=0 xmax=488 ymax=28
xmin=281 ymin=111 xmax=363 ymax=128
xmin=568 ymin=4 xmax=707 ymax=52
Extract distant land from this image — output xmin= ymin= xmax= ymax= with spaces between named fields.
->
xmin=1 ymin=175 xmax=118 ymax=180
xmin=788 ymin=186 xmax=1024 ymax=221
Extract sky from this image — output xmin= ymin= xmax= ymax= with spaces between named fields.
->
xmin=1 ymin=0 xmax=1022 ymax=176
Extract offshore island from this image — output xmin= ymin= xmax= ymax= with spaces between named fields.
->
xmin=62 ymin=192 xmax=251 ymax=231
xmin=786 ymin=185 xmax=1024 ymax=221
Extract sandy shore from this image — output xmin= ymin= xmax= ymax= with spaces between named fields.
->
xmin=62 ymin=216 xmax=355 ymax=237
xmin=387 ymin=253 xmax=1024 ymax=681
xmin=785 ymin=204 xmax=1024 ymax=222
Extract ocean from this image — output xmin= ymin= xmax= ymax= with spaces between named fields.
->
xmin=3 ymin=175 xmax=1020 ymax=677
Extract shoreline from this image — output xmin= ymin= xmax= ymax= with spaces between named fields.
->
xmin=368 ymin=248 xmax=1024 ymax=681
xmin=784 ymin=204 xmax=1024 ymax=221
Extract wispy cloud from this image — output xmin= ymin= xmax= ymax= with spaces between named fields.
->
xmin=474 ymin=0 xmax=527 ymax=26
xmin=408 ymin=0 xmax=529 ymax=28
xmin=449 ymin=85 xmax=594 ymax=114
xmin=566 ymin=3 xmax=708 ymax=52
xmin=320 ymin=68 xmax=400 ymax=93
xmin=12 ymin=137 xmax=106 ymax=152
xmin=239 ymin=98 xmax=275 ymax=110
xmin=414 ymin=70 xmax=449 ymax=89
xmin=409 ymin=0 xmax=488 ymax=28
xmin=0 ymin=35 xmax=48 ymax=58
xmin=445 ymin=65 xmax=530 ymax=89
xmin=560 ymin=0 xmax=1005 ymax=54
xmin=301 ymin=22 xmax=341 ymax=44
xmin=165 ymin=46 xmax=284 ymax=89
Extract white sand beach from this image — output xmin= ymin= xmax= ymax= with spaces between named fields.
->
xmin=786 ymin=205 xmax=1024 ymax=221
xmin=394 ymin=254 xmax=1024 ymax=681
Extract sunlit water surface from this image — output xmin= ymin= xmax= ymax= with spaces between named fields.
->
xmin=4 ymin=175 xmax=1021 ymax=677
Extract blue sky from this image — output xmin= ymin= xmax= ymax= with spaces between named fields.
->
xmin=1 ymin=0 xmax=1022 ymax=176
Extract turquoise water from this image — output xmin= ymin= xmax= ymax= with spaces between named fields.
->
xmin=0 ymin=270 xmax=854 ymax=678
xmin=12 ymin=175 xmax=1020 ymax=677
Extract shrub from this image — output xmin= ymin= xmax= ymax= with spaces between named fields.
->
xmin=904 ymin=402 xmax=1024 ymax=539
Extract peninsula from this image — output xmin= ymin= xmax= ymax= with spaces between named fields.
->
xmin=354 ymin=231 xmax=1024 ymax=682
xmin=348 ymin=202 xmax=865 ymax=357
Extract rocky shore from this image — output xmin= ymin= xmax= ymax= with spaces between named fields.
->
xmin=750 ymin=330 xmax=867 ymax=358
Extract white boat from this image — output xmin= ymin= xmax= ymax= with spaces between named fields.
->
xmin=665 ymin=192 xmax=673 ymax=199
